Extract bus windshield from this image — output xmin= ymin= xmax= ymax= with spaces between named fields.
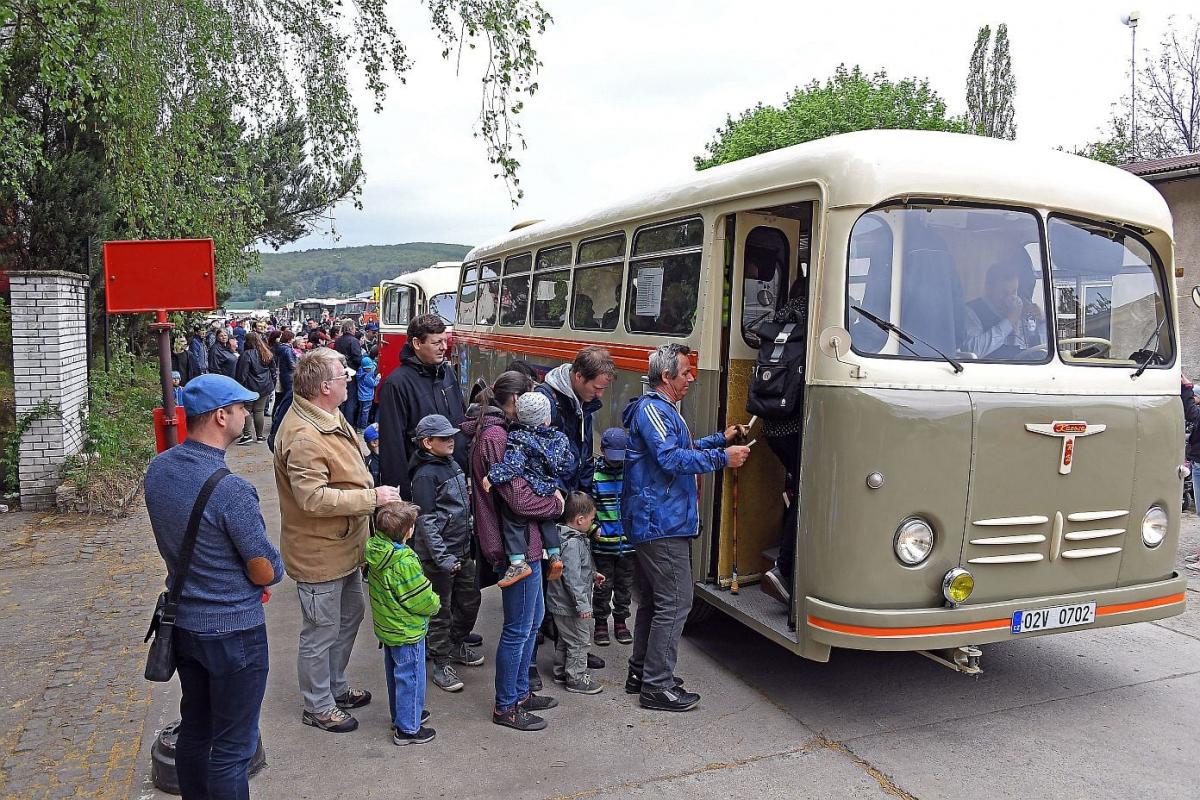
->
xmin=430 ymin=292 xmax=456 ymax=323
xmin=847 ymin=205 xmax=1049 ymax=363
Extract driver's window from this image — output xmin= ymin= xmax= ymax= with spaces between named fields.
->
xmin=741 ymin=226 xmax=789 ymax=347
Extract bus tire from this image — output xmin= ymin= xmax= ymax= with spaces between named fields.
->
xmin=684 ymin=594 xmax=719 ymax=629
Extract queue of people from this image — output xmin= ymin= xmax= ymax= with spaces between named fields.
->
xmin=145 ymin=311 xmax=753 ymax=797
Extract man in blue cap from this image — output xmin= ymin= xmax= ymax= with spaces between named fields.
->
xmin=144 ymin=373 xmax=284 ymax=799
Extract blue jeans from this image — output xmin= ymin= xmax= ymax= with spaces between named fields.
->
xmin=340 ymin=388 xmax=358 ymax=428
xmin=384 ymin=639 xmax=426 ymax=734
xmin=355 ymin=399 xmax=371 ymax=431
xmin=494 ymin=559 xmax=543 ymax=710
xmin=174 ymin=625 xmax=269 ymax=800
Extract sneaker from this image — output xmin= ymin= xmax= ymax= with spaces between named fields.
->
xmin=565 ymin=674 xmax=603 ymax=695
xmin=431 ymin=663 xmax=464 ymax=692
xmin=334 ymin=688 xmax=372 ymax=709
xmin=761 ymin=567 xmax=791 ymax=607
xmin=464 ymin=632 xmax=484 ymax=647
xmin=528 ymin=665 xmax=543 ymax=692
xmin=492 ymin=705 xmax=547 ymax=731
xmin=450 ymin=642 xmax=484 ymax=667
xmin=392 ymin=726 xmax=436 ymax=746
xmin=640 ymin=686 xmax=700 ymax=712
xmin=625 ymin=668 xmax=684 ymax=695
xmin=546 ymin=555 xmax=564 ymax=581
xmin=551 ymin=670 xmax=567 ymax=684
xmin=389 ymin=709 xmax=431 ymax=733
xmin=613 ymin=620 xmax=632 ymax=644
xmin=236 ymin=434 xmax=254 ymax=446
xmin=1184 ymin=552 xmax=1200 ymax=564
xmin=498 ymin=561 xmax=532 ymax=588
xmin=518 ymin=692 xmax=559 ymax=711
xmin=587 ymin=652 xmax=605 ymax=670
xmin=302 ymin=707 xmax=358 ymax=732
xmin=593 ymin=620 xmax=611 ymax=646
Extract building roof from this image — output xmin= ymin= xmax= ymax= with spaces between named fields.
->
xmin=1122 ymin=152 xmax=1200 ymax=178
xmin=468 ymin=130 xmax=1172 ymax=262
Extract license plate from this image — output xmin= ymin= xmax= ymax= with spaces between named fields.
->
xmin=1011 ymin=601 xmax=1096 ymax=634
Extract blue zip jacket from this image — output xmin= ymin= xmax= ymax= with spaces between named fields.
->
xmin=357 ymin=355 xmax=378 ymax=402
xmin=620 ymin=391 xmax=728 ymax=544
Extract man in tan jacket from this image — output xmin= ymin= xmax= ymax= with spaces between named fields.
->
xmin=274 ymin=348 xmax=401 ymax=733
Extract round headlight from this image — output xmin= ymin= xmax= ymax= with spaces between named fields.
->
xmin=1141 ymin=505 xmax=1167 ymax=548
xmin=894 ymin=518 xmax=934 ymax=565
xmin=942 ymin=568 xmax=974 ymax=604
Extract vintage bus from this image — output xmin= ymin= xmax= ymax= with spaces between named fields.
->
xmin=377 ymin=262 xmax=461 ymax=382
xmin=334 ymin=294 xmax=378 ymax=326
xmin=452 ymin=129 xmax=1187 ymax=668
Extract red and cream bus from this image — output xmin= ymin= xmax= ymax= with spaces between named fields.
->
xmin=377 ymin=262 xmax=461 ymax=382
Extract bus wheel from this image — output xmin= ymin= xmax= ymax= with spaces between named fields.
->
xmin=683 ymin=594 xmax=718 ymax=629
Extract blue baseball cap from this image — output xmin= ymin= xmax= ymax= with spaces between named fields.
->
xmin=364 ymin=423 xmax=380 ymax=443
xmin=600 ymin=427 xmax=627 ymax=462
xmin=181 ymin=374 xmax=258 ymax=416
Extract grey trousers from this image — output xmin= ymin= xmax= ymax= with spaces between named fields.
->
xmin=552 ymin=613 xmax=592 ymax=682
xmin=296 ymin=571 xmax=365 ymax=713
xmin=628 ymin=536 xmax=693 ymax=692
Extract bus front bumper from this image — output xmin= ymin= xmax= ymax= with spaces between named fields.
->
xmin=805 ymin=573 xmax=1188 ymax=652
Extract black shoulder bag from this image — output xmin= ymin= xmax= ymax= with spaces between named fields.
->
xmin=144 ymin=468 xmax=230 ymax=682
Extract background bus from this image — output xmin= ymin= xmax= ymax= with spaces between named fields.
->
xmin=334 ymin=293 xmax=378 ymax=326
xmin=377 ymin=262 xmax=461 ymax=383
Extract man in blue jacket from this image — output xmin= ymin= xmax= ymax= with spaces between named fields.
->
xmin=621 ymin=343 xmax=749 ymax=712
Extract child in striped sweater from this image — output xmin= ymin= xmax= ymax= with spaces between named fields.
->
xmin=589 ymin=428 xmax=636 ymax=646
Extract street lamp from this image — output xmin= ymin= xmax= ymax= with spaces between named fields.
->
xmin=1121 ymin=10 xmax=1140 ymax=160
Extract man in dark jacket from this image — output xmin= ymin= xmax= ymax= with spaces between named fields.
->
xmin=377 ymin=314 xmax=468 ymax=498
xmin=187 ymin=325 xmax=209 ymax=380
xmin=334 ymin=320 xmax=364 ymax=424
xmin=409 ymin=414 xmax=482 ymax=692
xmin=535 ymin=346 xmax=614 ymax=493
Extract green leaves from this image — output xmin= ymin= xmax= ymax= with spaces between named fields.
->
xmin=695 ymin=65 xmax=966 ymax=170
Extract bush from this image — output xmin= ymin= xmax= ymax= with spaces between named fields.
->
xmin=61 ymin=351 xmax=161 ymax=512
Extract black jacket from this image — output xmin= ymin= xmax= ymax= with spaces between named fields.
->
xmin=409 ymin=449 xmax=472 ymax=571
xmin=377 ymin=343 xmax=468 ymax=497
xmin=334 ymin=333 xmax=363 ymax=370
xmin=1184 ymin=384 xmax=1200 ymax=462
xmin=209 ymin=343 xmax=238 ymax=378
xmin=234 ymin=349 xmax=277 ymax=397
xmin=536 ymin=363 xmax=602 ymax=493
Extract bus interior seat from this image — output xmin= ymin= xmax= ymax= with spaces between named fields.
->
xmin=899 ymin=248 xmax=965 ymax=358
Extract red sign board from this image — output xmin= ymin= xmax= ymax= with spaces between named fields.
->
xmin=103 ymin=239 xmax=217 ymax=313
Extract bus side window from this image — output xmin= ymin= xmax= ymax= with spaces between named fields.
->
xmin=626 ymin=218 xmax=703 ymax=337
xmin=477 ymin=261 xmax=501 ymax=326
xmin=572 ymin=232 xmax=626 ymax=332
xmin=500 ymin=253 xmax=532 ymax=326
xmin=532 ymin=243 xmax=572 ymax=328
xmin=457 ymin=263 xmax=479 ymax=325
xmin=741 ymin=226 xmax=789 ymax=346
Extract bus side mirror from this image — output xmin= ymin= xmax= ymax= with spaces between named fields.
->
xmin=1192 ymin=285 xmax=1200 ymax=309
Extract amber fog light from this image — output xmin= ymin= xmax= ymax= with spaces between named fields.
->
xmin=942 ymin=568 xmax=974 ymax=605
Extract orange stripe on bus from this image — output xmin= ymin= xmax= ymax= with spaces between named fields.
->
xmin=456 ymin=330 xmax=698 ymax=373
xmin=807 ymin=592 xmax=1185 ymax=638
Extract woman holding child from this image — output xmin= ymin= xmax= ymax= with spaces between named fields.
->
xmin=461 ymin=370 xmax=566 ymax=732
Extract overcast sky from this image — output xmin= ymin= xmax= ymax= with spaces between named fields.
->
xmin=275 ymin=1 xmax=1194 ymax=255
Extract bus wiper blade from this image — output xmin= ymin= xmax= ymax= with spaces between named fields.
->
xmin=851 ymin=304 xmax=964 ymax=374
xmin=1131 ymin=314 xmax=1168 ymax=379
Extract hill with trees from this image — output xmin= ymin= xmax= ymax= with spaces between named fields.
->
xmin=226 ymin=242 xmax=472 ymax=304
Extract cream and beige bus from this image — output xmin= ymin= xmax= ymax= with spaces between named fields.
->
xmin=453 ymin=129 xmax=1186 ymax=668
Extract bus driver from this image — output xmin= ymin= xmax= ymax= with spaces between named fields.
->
xmin=961 ymin=256 xmax=1034 ymax=359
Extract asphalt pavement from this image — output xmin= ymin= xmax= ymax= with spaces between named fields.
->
xmin=130 ymin=443 xmax=1200 ymax=800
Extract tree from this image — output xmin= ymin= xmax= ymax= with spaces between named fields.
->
xmin=694 ymin=65 xmax=965 ymax=170
xmin=965 ymin=24 xmax=1017 ymax=140
xmin=1134 ymin=16 xmax=1199 ymax=158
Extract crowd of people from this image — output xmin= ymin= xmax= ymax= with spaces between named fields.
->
xmin=146 ymin=311 xmax=751 ymax=798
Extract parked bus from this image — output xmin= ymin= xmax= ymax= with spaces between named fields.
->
xmin=334 ymin=294 xmax=378 ymax=326
xmin=377 ymin=262 xmax=461 ymax=382
xmin=452 ymin=129 xmax=1185 ymax=668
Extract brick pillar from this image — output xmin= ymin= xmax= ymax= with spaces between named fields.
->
xmin=10 ymin=271 xmax=90 ymax=511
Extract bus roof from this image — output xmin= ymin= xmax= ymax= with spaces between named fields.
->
xmin=390 ymin=262 xmax=460 ymax=295
xmin=466 ymin=130 xmax=1172 ymax=261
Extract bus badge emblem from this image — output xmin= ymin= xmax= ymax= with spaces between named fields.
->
xmin=1025 ymin=421 xmax=1106 ymax=475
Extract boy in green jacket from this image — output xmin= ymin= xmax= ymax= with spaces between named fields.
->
xmin=366 ymin=501 xmax=441 ymax=745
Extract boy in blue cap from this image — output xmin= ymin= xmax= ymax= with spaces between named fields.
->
xmin=589 ymin=427 xmax=634 ymax=645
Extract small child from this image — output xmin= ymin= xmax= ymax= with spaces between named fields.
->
xmin=589 ymin=428 xmax=635 ymax=646
xmin=365 ymin=501 xmax=440 ymax=746
xmin=485 ymin=392 xmax=573 ymax=587
xmin=355 ymin=353 xmax=378 ymax=432
xmin=409 ymin=413 xmax=484 ymax=694
xmin=546 ymin=491 xmax=605 ymax=694
xmin=363 ymin=423 xmax=381 ymax=486
xmin=171 ymin=371 xmax=184 ymax=409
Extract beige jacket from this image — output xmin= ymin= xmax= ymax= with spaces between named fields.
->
xmin=274 ymin=394 xmax=377 ymax=583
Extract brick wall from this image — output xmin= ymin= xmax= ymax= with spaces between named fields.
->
xmin=10 ymin=272 xmax=90 ymax=511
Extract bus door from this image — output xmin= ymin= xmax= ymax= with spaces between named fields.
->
xmin=378 ymin=281 xmax=415 ymax=383
xmin=714 ymin=208 xmax=809 ymax=597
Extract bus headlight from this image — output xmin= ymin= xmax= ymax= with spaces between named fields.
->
xmin=942 ymin=568 xmax=974 ymax=605
xmin=894 ymin=518 xmax=934 ymax=566
xmin=1141 ymin=505 xmax=1167 ymax=548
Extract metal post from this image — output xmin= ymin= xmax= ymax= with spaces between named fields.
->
xmin=151 ymin=310 xmax=178 ymax=448
xmin=1131 ymin=22 xmax=1137 ymax=159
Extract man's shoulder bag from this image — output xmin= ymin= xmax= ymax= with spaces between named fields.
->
xmin=747 ymin=320 xmax=806 ymax=422
xmin=144 ymin=467 xmax=230 ymax=682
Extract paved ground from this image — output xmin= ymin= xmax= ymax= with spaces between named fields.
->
xmin=3 ymin=441 xmax=1199 ymax=799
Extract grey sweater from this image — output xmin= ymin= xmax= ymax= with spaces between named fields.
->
xmin=544 ymin=525 xmax=595 ymax=617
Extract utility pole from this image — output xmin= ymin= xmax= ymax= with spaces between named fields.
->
xmin=1121 ymin=10 xmax=1141 ymax=160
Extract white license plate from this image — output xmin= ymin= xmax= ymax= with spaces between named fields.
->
xmin=1011 ymin=601 xmax=1096 ymax=634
